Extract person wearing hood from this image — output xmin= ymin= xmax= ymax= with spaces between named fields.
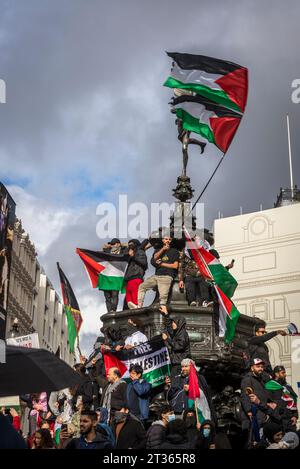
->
xmin=182 ymin=409 xmax=199 ymax=442
xmin=255 ymin=421 xmax=284 ymax=449
xmin=195 ymin=420 xmax=216 ymax=449
xmin=267 ymin=431 xmax=299 ymax=449
xmin=159 ymin=419 xmax=195 ymax=449
xmin=124 ymin=239 xmax=148 ymax=309
xmin=96 ymin=407 xmax=116 ymax=448
xmin=161 ymin=311 xmax=190 ymax=377
xmin=124 ymin=318 xmax=148 ymax=349
xmin=111 ymin=402 xmax=147 ymax=449
xmin=0 ymin=412 xmax=27 ymax=449
xmin=146 ymin=404 xmax=174 ymax=449
xmin=166 ymin=358 xmax=216 ymax=423
xmin=102 ymin=325 xmax=125 ymax=352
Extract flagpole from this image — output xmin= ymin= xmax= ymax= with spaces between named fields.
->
xmin=194 ymin=398 xmax=200 ymax=427
xmin=77 ymin=333 xmax=82 ymax=357
xmin=286 ymin=114 xmax=294 ymax=198
xmin=192 ymin=154 xmax=226 ymax=210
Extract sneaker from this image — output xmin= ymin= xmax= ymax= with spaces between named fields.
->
xmin=127 ymin=301 xmax=138 ymax=309
xmin=202 ymin=300 xmax=213 ymax=307
xmin=190 ymin=301 xmax=197 ymax=307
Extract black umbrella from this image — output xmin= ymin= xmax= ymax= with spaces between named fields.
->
xmin=0 ymin=346 xmax=82 ymax=397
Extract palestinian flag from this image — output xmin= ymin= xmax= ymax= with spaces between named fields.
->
xmin=57 ymin=262 xmax=83 ymax=353
xmin=265 ymin=380 xmax=298 ymax=411
xmin=171 ymin=95 xmax=242 ymax=153
xmin=188 ymin=361 xmax=211 ymax=423
xmin=184 ymin=227 xmax=238 ymax=298
xmin=214 ymin=285 xmax=240 ymax=344
xmin=76 ymin=248 xmax=127 ymax=292
xmin=164 ymin=52 xmax=248 ymax=113
xmin=102 ymin=337 xmax=171 ymax=388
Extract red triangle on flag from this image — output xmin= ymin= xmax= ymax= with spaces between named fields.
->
xmin=103 ymin=350 xmax=128 ymax=378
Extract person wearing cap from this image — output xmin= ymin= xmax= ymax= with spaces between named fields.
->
xmin=124 ymin=239 xmax=148 ymax=310
xmin=248 ymin=322 xmax=287 ymax=374
xmin=240 ymin=357 xmax=272 ymax=443
xmin=166 ymin=358 xmax=215 ymax=422
xmin=135 ymin=235 xmax=180 ymax=314
xmin=265 ymin=365 xmax=299 ymax=432
xmin=101 ymin=238 xmax=127 ymax=312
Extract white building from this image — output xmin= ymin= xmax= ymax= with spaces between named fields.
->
xmin=214 ymin=200 xmax=300 ymax=405
xmin=6 ymin=218 xmax=75 ymax=366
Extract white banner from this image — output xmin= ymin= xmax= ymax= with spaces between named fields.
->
xmin=7 ymin=332 xmax=40 ymax=348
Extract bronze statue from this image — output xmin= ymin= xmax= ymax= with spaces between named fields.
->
xmin=176 ymin=118 xmax=206 ymax=176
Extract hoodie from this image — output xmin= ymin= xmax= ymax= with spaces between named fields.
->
xmin=164 ymin=316 xmax=190 ymax=365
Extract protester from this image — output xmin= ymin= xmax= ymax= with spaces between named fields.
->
xmin=124 ymin=318 xmax=148 ymax=349
xmin=182 ymin=409 xmax=199 ymax=441
xmin=136 ymin=236 xmax=179 ymax=314
xmin=255 ymin=421 xmax=284 ymax=449
xmin=102 ymin=325 xmax=125 ymax=352
xmin=95 ymin=407 xmax=116 ymax=448
xmin=159 ymin=419 xmax=195 ymax=449
xmin=32 ymin=428 xmax=55 ymax=449
xmin=72 ymin=363 xmax=98 ymax=409
xmin=111 ymin=403 xmax=147 ymax=449
xmin=146 ymin=404 xmax=174 ymax=449
xmin=126 ymin=364 xmax=152 ymax=422
xmin=27 ymin=392 xmax=48 ymax=436
xmin=100 ymin=367 xmax=127 ymax=422
xmin=62 ymin=410 xmax=113 ymax=449
xmin=161 ymin=311 xmax=190 ymax=377
xmin=247 ymin=322 xmax=287 ymax=374
xmin=167 ymin=358 xmax=215 ymax=422
xmin=266 ymin=365 xmax=299 ymax=432
xmin=240 ymin=358 xmax=270 ymax=445
xmin=195 ymin=420 xmax=216 ymax=449
xmin=178 ymin=249 xmax=212 ymax=307
xmin=125 ymin=239 xmax=148 ymax=309
xmin=102 ymin=238 xmax=127 ymax=312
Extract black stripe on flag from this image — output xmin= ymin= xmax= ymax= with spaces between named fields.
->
xmin=78 ymin=248 xmax=128 ymax=263
xmin=167 ymin=52 xmax=243 ymax=75
xmin=171 ymin=95 xmax=242 ymax=118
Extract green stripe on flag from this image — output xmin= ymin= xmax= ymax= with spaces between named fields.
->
xmin=175 ymin=108 xmax=215 ymax=143
xmin=224 ymin=304 xmax=240 ymax=343
xmin=97 ymin=274 xmax=125 ymax=292
xmin=209 ymin=264 xmax=238 ymax=298
xmin=65 ymin=305 xmax=77 ymax=353
xmin=164 ymin=76 xmax=241 ymax=112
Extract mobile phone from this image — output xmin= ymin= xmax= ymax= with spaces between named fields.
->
xmin=245 ymin=387 xmax=254 ymax=395
xmin=61 ymin=423 xmax=68 ymax=432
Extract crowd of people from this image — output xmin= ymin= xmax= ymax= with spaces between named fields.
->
xmin=1 ymin=234 xmax=299 ymax=450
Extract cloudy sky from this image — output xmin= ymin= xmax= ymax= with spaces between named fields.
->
xmin=1 ymin=0 xmax=299 ymax=354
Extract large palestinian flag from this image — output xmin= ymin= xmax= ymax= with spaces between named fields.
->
xmin=57 ymin=262 xmax=83 ymax=353
xmin=102 ymin=337 xmax=171 ymax=388
xmin=76 ymin=248 xmax=127 ymax=292
xmin=164 ymin=52 xmax=248 ymax=113
xmin=171 ymin=95 xmax=242 ymax=153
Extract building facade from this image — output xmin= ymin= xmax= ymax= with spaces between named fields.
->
xmin=214 ymin=202 xmax=300 ymax=403
xmin=6 ymin=218 xmax=75 ymax=366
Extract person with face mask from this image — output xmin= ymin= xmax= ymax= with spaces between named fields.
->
xmin=146 ymin=404 xmax=175 ymax=449
xmin=111 ymin=403 xmax=146 ymax=449
xmin=161 ymin=312 xmax=191 ymax=378
xmin=195 ymin=420 xmax=216 ymax=449
xmin=265 ymin=365 xmax=298 ymax=432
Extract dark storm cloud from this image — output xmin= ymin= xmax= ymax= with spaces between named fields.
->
xmin=1 ymin=0 xmax=300 ymax=351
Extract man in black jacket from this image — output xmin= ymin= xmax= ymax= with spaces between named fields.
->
xmin=100 ymin=367 xmax=127 ymax=423
xmin=111 ymin=403 xmax=147 ymax=449
xmin=146 ymin=404 xmax=174 ymax=449
xmin=161 ymin=313 xmax=190 ymax=377
xmin=248 ymin=322 xmax=286 ymax=374
xmin=240 ymin=358 xmax=270 ymax=434
xmin=125 ymin=239 xmax=148 ymax=309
